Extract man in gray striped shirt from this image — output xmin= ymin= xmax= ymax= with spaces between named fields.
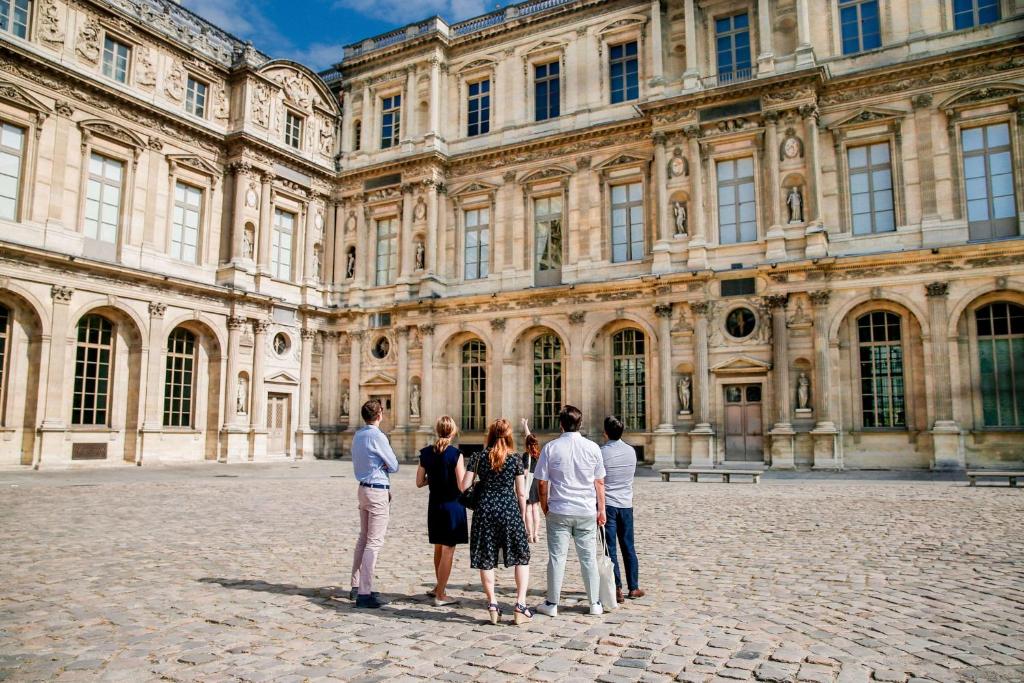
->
xmin=601 ymin=416 xmax=645 ymax=603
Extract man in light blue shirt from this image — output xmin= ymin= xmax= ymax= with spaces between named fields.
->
xmin=349 ymin=399 xmax=399 ymax=608
xmin=601 ymin=415 xmax=644 ymax=603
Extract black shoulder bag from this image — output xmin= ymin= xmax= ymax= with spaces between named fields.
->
xmin=458 ymin=451 xmax=485 ymax=510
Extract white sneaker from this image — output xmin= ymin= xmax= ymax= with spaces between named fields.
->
xmin=589 ymin=602 xmax=604 ymax=616
xmin=535 ymin=602 xmax=558 ymax=617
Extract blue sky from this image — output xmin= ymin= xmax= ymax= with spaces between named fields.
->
xmin=181 ymin=0 xmax=503 ymax=71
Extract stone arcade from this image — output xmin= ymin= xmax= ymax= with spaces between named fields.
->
xmin=0 ymin=0 xmax=1022 ymax=470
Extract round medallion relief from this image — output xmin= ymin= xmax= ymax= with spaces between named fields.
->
xmin=314 ymin=212 xmax=324 ymax=231
xmin=245 ymin=188 xmax=258 ymax=208
xmin=272 ymin=332 xmax=290 ymax=356
xmin=371 ymin=336 xmax=391 ymax=360
xmin=725 ymin=307 xmax=757 ymax=339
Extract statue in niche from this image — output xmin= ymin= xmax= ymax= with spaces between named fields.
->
xmin=236 ymin=376 xmax=248 ymax=414
xmin=310 ymin=388 xmax=319 ymax=420
xmin=672 ymin=201 xmax=688 ymax=236
xmin=273 ymin=334 xmax=287 ymax=355
xmin=787 ymin=186 xmax=804 ymax=223
xmin=797 ymin=372 xmax=810 ymax=410
xmin=340 ymin=390 xmax=350 ymax=418
xmin=415 ymin=241 xmax=425 ymax=271
xmin=677 ymin=375 xmax=692 ymax=414
xmin=410 ymin=384 xmax=421 ymax=419
xmin=346 ymin=250 xmax=355 ymax=279
xmin=241 ymin=230 xmax=253 ymax=259
xmin=313 ymin=250 xmax=322 ymax=281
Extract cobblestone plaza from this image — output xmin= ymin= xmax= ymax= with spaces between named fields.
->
xmin=0 ymin=463 xmax=1021 ymax=683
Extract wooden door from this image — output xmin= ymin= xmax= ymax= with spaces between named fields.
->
xmin=267 ymin=393 xmax=291 ymax=455
xmin=369 ymin=394 xmax=393 ymax=433
xmin=723 ymin=384 xmax=764 ymax=462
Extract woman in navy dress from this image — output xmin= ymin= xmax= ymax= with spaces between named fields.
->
xmin=416 ymin=415 xmax=468 ymax=607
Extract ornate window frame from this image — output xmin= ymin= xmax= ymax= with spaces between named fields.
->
xmin=162 ymin=327 xmax=197 ymax=429
xmin=76 ymin=120 xmax=144 ymax=260
xmin=184 ymin=73 xmax=209 ymax=120
xmin=165 ymin=155 xmax=219 ymax=266
xmin=449 ymin=181 xmax=497 ymax=283
xmin=827 ymin=0 xmax=890 ymax=58
xmin=532 ymin=332 xmax=565 ymax=432
xmin=947 ymin=0 xmax=1005 ymax=31
xmin=376 ymin=81 xmax=404 ymax=150
xmin=596 ymin=16 xmax=646 ymax=105
xmin=100 ymin=29 xmax=134 ymax=85
xmin=518 ymin=167 xmax=571 ymax=284
xmin=456 ymin=59 xmax=497 ymax=139
xmin=699 ymin=124 xmax=765 ymax=247
xmin=610 ymin=326 xmax=649 ymax=432
xmin=0 ymin=80 xmax=48 ymax=223
xmin=522 ymin=41 xmax=567 ymax=124
xmin=704 ymin=3 xmax=756 ymax=83
xmin=595 ymin=152 xmax=652 ymax=264
xmin=963 ymin=293 xmax=1024 ymax=431
xmin=460 ymin=338 xmax=487 ymax=433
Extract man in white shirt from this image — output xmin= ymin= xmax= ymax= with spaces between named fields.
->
xmin=601 ymin=415 xmax=645 ymax=604
xmin=534 ymin=405 xmax=607 ymax=617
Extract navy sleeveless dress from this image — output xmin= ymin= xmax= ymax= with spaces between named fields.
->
xmin=419 ymin=444 xmax=469 ymax=546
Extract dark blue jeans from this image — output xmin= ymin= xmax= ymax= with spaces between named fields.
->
xmin=604 ymin=505 xmax=639 ymax=591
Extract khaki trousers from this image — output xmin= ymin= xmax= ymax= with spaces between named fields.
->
xmin=350 ymin=486 xmax=390 ymax=594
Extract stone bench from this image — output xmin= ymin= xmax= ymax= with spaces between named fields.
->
xmin=660 ymin=468 xmax=762 ymax=484
xmin=967 ymin=471 xmax=1023 ymax=487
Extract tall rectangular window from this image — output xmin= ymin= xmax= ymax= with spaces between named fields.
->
xmin=839 ymin=0 xmax=881 ymax=55
xmin=977 ymin=302 xmax=1024 ymax=427
xmin=848 ymin=142 xmax=894 ymax=235
xmin=285 ymin=111 xmax=303 ymax=149
xmin=613 ymin=329 xmax=647 ymax=431
xmin=352 ymin=120 xmax=362 ymax=151
xmin=463 ymin=207 xmax=490 ymax=280
xmin=163 ymin=328 xmax=196 ymax=428
xmin=534 ymin=61 xmax=560 ymax=122
xmin=0 ymin=0 xmax=30 ymax=38
xmin=0 ymin=122 xmax=24 ymax=221
xmin=375 ymin=217 xmax=398 ymax=286
xmin=84 ymin=153 xmax=123 ymax=244
xmin=609 ymin=41 xmax=639 ymax=104
xmin=534 ymin=196 xmax=563 ymax=277
xmin=461 ymin=340 xmax=487 ymax=432
xmin=467 ymin=79 xmax=490 ymax=137
xmin=717 ymin=157 xmax=757 ymax=244
xmin=271 ymin=208 xmax=294 ymax=280
xmin=954 ymin=0 xmax=1000 ymax=29
xmin=611 ymin=182 xmax=644 ymax=263
xmin=963 ymin=122 xmax=1018 ymax=241
xmin=380 ymin=94 xmax=401 ymax=149
xmin=102 ymin=36 xmax=131 ymax=84
xmin=715 ymin=13 xmax=751 ymax=83
xmin=171 ymin=182 xmax=202 ymax=263
xmin=73 ymin=315 xmax=113 ymax=427
xmin=858 ymin=311 xmax=905 ymax=429
xmin=185 ymin=77 xmax=208 ymax=118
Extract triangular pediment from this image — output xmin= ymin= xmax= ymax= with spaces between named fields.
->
xmin=523 ymin=39 xmax=565 ymax=56
xmin=710 ymin=355 xmax=771 ymax=374
xmin=0 ymin=80 xmax=51 ymax=115
xmin=266 ymin=370 xmax=299 ymax=384
xmin=362 ymin=373 xmax=396 ymax=387
xmin=828 ymin=107 xmax=906 ymax=131
xmin=518 ymin=166 xmax=573 ymax=184
xmin=594 ymin=153 xmax=650 ymax=171
xmin=597 ymin=15 xmax=647 ymax=35
xmin=78 ymin=119 xmax=146 ymax=149
xmin=449 ymin=180 xmax=498 ymax=198
xmin=458 ymin=58 xmax=497 ymax=74
xmin=166 ymin=154 xmax=221 ymax=179
xmin=939 ymin=82 xmax=1024 ymax=111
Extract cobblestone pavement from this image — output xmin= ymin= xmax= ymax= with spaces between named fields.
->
xmin=0 ymin=463 xmax=1022 ymax=683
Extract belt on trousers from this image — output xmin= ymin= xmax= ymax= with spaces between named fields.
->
xmin=359 ymin=482 xmax=390 ymax=490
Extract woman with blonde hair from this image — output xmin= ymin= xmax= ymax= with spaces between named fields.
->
xmin=416 ymin=415 xmax=467 ymax=606
xmin=461 ymin=418 xmax=532 ymax=625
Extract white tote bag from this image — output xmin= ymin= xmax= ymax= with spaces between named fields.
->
xmin=597 ymin=527 xmax=618 ymax=611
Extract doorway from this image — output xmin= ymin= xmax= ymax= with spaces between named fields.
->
xmin=267 ymin=393 xmax=291 ymax=455
xmin=723 ymin=384 xmax=763 ymax=462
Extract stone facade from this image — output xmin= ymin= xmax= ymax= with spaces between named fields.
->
xmin=0 ymin=0 xmax=1022 ymax=470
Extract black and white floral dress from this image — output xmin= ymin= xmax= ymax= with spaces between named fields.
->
xmin=467 ymin=450 xmax=531 ymax=570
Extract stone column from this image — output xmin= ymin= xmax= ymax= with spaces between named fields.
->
xmin=256 ymin=171 xmax=274 ymax=275
xmin=649 ymin=0 xmax=665 ymax=87
xmin=689 ymin=301 xmax=715 ymax=466
xmin=809 ymin=291 xmax=838 ymax=468
xmin=794 ymin=0 xmax=814 ymax=65
xmin=404 ymin=67 xmax=416 ymax=141
xmin=652 ymin=132 xmax=672 ymax=273
xmin=230 ymin=164 xmax=252 ymax=264
xmin=418 ymin=324 xmax=436 ymax=438
xmin=568 ymin=313 xmax=586 ymax=408
xmin=926 ymin=282 xmax=963 ymax=469
xmin=37 ymin=285 xmax=74 ymax=467
xmin=765 ymin=294 xmax=795 ymax=469
xmin=801 ymin=105 xmax=828 ymax=258
xmin=653 ymin=303 xmax=677 ymax=468
xmin=222 ymin=315 xmax=248 ymax=462
xmin=347 ymin=330 xmax=363 ymax=431
xmin=360 ymin=84 xmax=372 ymax=151
xmin=764 ymin=111 xmax=787 ymax=261
xmin=141 ymin=302 xmax=166 ymax=432
xmin=488 ymin=319 xmax=506 ymax=426
xmin=302 ymin=200 xmax=319 ymax=286
xmin=322 ymin=331 xmax=339 ymax=430
xmin=682 ymin=0 xmax=699 ymax=89
xmin=395 ymin=326 xmax=410 ymax=432
xmin=399 ymin=184 xmax=415 ymax=281
xmin=685 ymin=126 xmax=708 ymax=269
xmin=296 ymin=328 xmax=315 ymax=460
xmin=250 ymin=319 xmax=270 ymax=431
xmin=425 ymin=182 xmax=440 ymax=277
xmin=429 ymin=58 xmax=441 ymax=140
xmin=756 ymin=0 xmax=775 ymax=74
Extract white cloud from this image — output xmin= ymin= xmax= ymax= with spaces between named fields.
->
xmin=333 ymin=0 xmax=489 ymax=26
xmin=286 ymin=43 xmax=349 ymax=70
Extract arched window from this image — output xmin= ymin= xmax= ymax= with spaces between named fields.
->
xmin=461 ymin=340 xmax=486 ymax=432
xmin=163 ymin=328 xmax=196 ymax=428
xmin=73 ymin=315 xmax=114 ymax=426
xmin=612 ymin=329 xmax=646 ymax=431
xmin=976 ymin=302 xmax=1024 ymax=427
xmin=533 ymin=334 xmax=562 ymax=431
xmin=0 ymin=304 xmax=8 ymax=421
xmin=857 ymin=311 xmax=905 ymax=428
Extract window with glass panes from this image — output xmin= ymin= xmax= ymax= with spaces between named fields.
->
xmin=0 ymin=122 xmax=24 ymax=221
xmin=0 ymin=304 xmax=8 ymax=422
xmin=609 ymin=41 xmax=639 ymax=104
xmin=185 ymin=77 xmax=208 ymax=118
xmin=0 ymin=0 xmax=29 ymax=39
xmin=72 ymin=315 xmax=114 ymax=426
xmin=171 ymin=182 xmax=202 ymax=262
xmin=976 ymin=302 xmax=1024 ymax=427
xmin=467 ymin=79 xmax=491 ymax=137
xmin=163 ymin=328 xmax=196 ymax=428
xmin=271 ymin=208 xmax=294 ymax=280
xmin=380 ymin=94 xmax=401 ymax=149
xmin=102 ymin=36 xmax=131 ymax=83
xmin=717 ymin=157 xmax=757 ymax=244
xmin=533 ymin=334 xmax=563 ymax=431
xmin=613 ymin=329 xmax=646 ymax=431
xmin=84 ymin=153 xmax=123 ymax=244
xmin=962 ymin=122 xmax=1018 ymax=241
xmin=857 ymin=311 xmax=906 ymax=428
xmin=954 ymin=0 xmax=1000 ymax=29
xmin=375 ymin=217 xmax=398 ymax=285
xmin=463 ymin=207 xmax=489 ymax=280
xmin=839 ymin=0 xmax=881 ymax=55
xmin=461 ymin=340 xmax=487 ymax=432
xmin=848 ymin=142 xmax=895 ymax=234
xmin=534 ymin=196 xmax=563 ymax=274
xmin=285 ymin=111 xmax=303 ymax=149
xmin=611 ymin=182 xmax=644 ymax=263
xmin=534 ymin=61 xmax=560 ymax=121
xmin=352 ymin=120 xmax=362 ymax=151
xmin=715 ymin=13 xmax=751 ymax=83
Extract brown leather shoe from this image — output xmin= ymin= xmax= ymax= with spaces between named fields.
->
xmin=615 ymin=588 xmax=625 ymax=604
xmin=628 ymin=589 xmax=646 ymax=599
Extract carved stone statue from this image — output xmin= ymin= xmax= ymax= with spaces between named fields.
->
xmin=797 ymin=372 xmax=810 ymax=410
xmin=236 ymin=376 xmax=248 ymax=414
xmin=310 ymin=388 xmax=319 ymax=420
xmin=410 ymin=384 xmax=421 ymax=419
xmin=787 ymin=186 xmax=804 ymax=223
xmin=340 ymin=391 xmax=350 ymax=418
xmin=75 ymin=20 xmax=100 ymax=63
xmin=346 ymin=250 xmax=355 ymax=279
xmin=415 ymin=241 xmax=425 ymax=271
xmin=165 ymin=62 xmax=186 ymax=101
xmin=241 ymin=230 xmax=253 ymax=259
xmin=313 ymin=250 xmax=322 ymax=281
xmin=677 ymin=375 xmax=692 ymax=414
xmin=673 ymin=201 xmax=688 ymax=236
